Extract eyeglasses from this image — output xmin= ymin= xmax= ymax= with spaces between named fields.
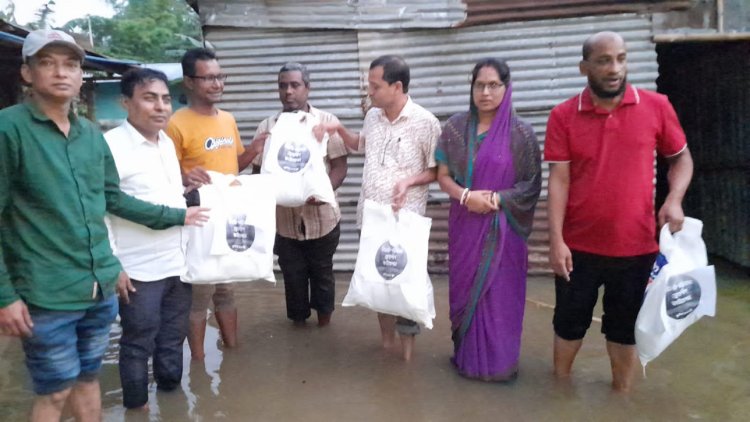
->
xmin=189 ymin=74 xmax=228 ymax=83
xmin=473 ymin=82 xmax=504 ymax=93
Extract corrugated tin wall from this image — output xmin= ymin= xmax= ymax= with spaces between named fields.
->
xmin=463 ymin=0 xmax=691 ymax=26
xmin=199 ymin=0 xmax=467 ymax=29
xmin=656 ymin=41 xmax=750 ymax=267
xmin=204 ymin=13 xmax=659 ymax=274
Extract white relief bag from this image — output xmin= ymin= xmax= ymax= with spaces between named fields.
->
xmin=635 ymin=217 xmax=716 ymax=368
xmin=260 ymin=111 xmax=335 ymax=207
xmin=342 ymin=200 xmax=436 ymax=328
xmin=183 ymin=172 xmax=276 ymax=284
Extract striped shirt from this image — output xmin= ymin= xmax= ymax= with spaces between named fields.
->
xmin=254 ymin=105 xmax=348 ymax=240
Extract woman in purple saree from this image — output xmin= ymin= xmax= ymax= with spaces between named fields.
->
xmin=436 ymin=58 xmax=541 ymax=381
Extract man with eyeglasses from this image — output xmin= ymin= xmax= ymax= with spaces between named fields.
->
xmin=252 ymin=62 xmax=348 ymax=328
xmin=544 ymin=31 xmax=693 ymax=392
xmin=0 ymin=30 xmax=208 ymax=421
xmin=166 ymin=48 xmax=265 ymax=360
xmin=322 ymin=55 xmax=441 ymax=361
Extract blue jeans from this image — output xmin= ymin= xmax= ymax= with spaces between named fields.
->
xmin=22 ymin=294 xmax=119 ymax=395
xmin=118 ymin=276 xmax=191 ymax=409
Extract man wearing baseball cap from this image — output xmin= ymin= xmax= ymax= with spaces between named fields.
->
xmin=0 ymin=29 xmax=208 ymax=421
xmin=22 ymin=28 xmax=86 ymax=62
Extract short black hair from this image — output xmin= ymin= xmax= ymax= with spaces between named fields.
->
xmin=370 ymin=55 xmax=410 ymax=93
xmin=181 ymin=48 xmax=217 ymax=77
xmin=120 ymin=68 xmax=169 ymax=98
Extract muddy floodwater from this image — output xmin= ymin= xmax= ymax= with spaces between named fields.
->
xmin=1 ymin=261 xmax=748 ymax=421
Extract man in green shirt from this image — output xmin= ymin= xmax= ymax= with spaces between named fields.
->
xmin=0 ymin=29 xmax=207 ymax=422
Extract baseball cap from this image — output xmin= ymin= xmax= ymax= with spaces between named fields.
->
xmin=22 ymin=29 xmax=86 ymax=62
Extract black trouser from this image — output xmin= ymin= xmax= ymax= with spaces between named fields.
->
xmin=275 ymin=224 xmax=340 ymax=321
xmin=118 ymin=276 xmax=192 ymax=409
xmin=553 ymin=250 xmax=656 ymax=345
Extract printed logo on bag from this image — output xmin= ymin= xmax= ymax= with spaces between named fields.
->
xmin=277 ymin=142 xmax=310 ymax=173
xmin=665 ymin=274 xmax=702 ymax=320
xmin=375 ymin=241 xmax=408 ymax=281
xmin=226 ymin=214 xmax=255 ymax=252
xmin=647 ymin=253 xmax=668 ymax=287
xmin=204 ymin=137 xmax=234 ymax=151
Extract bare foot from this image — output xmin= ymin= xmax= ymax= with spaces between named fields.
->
xmin=401 ymin=334 xmax=415 ymax=361
xmin=378 ymin=313 xmax=397 ymax=349
xmin=125 ymin=404 xmax=149 ymax=412
xmin=382 ymin=337 xmax=397 ymax=349
xmin=317 ymin=312 xmax=331 ymax=327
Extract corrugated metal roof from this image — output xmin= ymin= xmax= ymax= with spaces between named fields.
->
xmin=0 ymin=19 xmax=140 ymax=75
xmin=205 ymin=13 xmax=660 ymax=274
xmin=199 ymin=0 xmax=466 ymax=29
xmin=463 ymin=0 xmax=691 ymax=27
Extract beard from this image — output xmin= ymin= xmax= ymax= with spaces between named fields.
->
xmin=588 ymin=75 xmax=627 ymax=99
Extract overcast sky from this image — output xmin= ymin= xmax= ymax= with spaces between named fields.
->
xmin=1 ymin=0 xmax=114 ymax=27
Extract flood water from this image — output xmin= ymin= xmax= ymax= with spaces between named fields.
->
xmin=1 ymin=261 xmax=748 ymax=421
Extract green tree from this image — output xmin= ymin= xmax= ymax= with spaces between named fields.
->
xmin=33 ymin=1 xmax=56 ymax=29
xmin=62 ymin=15 xmax=115 ymax=50
xmin=63 ymin=0 xmax=202 ymax=62
xmin=0 ymin=1 xmax=18 ymax=24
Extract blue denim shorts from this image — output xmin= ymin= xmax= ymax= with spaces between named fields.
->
xmin=21 ymin=294 xmax=118 ymax=395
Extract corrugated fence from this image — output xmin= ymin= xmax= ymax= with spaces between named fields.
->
xmin=204 ymin=13 xmax=659 ymax=274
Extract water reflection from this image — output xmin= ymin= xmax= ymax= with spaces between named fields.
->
xmin=101 ymin=319 xmax=226 ymax=422
xmin=183 ymin=325 xmax=228 ymax=420
xmin=0 ymin=265 xmax=749 ymax=421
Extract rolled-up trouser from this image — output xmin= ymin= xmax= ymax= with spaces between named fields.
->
xmin=189 ymin=283 xmax=235 ymax=321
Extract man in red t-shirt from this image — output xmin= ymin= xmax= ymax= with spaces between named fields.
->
xmin=544 ymin=31 xmax=694 ymax=393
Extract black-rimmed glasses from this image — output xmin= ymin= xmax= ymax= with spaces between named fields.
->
xmin=473 ymin=82 xmax=504 ymax=93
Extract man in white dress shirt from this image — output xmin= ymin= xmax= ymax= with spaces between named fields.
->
xmin=104 ymin=68 xmax=190 ymax=411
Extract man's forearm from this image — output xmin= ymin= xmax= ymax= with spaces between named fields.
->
xmin=328 ymin=156 xmax=347 ymax=190
xmin=548 ymin=163 xmax=570 ymax=244
xmin=335 ymin=124 xmax=360 ymax=152
xmin=665 ymin=147 xmax=693 ymax=204
xmin=238 ymin=148 xmax=259 ymax=173
xmin=404 ymin=167 xmax=437 ymax=188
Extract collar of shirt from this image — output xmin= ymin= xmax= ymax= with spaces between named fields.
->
xmin=271 ymin=103 xmax=320 ymax=124
xmin=121 ymin=119 xmax=168 ymax=148
xmin=578 ymin=84 xmax=639 ymax=114
xmin=374 ymin=96 xmax=415 ymax=125
xmin=23 ymin=99 xmax=82 ymax=138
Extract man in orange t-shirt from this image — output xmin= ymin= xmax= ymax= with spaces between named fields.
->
xmin=166 ymin=48 xmax=265 ymax=360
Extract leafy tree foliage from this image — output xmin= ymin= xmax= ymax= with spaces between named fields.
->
xmin=0 ymin=1 xmax=17 ymax=24
xmin=62 ymin=0 xmax=202 ymax=62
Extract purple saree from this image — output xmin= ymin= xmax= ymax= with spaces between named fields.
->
xmin=435 ymin=83 xmax=541 ymax=380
